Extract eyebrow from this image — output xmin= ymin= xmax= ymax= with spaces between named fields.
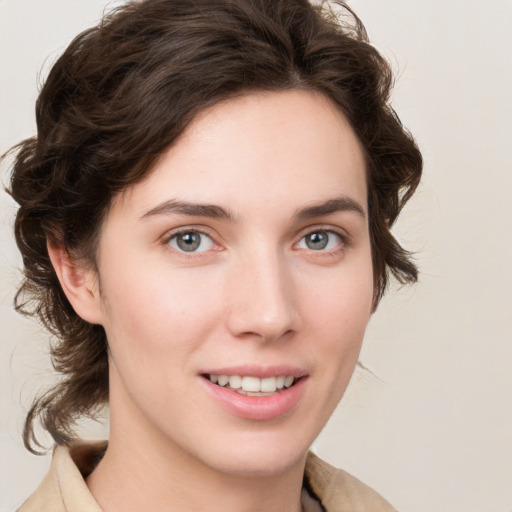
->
xmin=140 ymin=195 xmax=365 ymax=223
xmin=140 ymin=199 xmax=235 ymax=221
xmin=294 ymin=196 xmax=366 ymax=221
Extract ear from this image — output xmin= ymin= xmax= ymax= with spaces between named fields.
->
xmin=47 ymin=239 xmax=104 ymax=325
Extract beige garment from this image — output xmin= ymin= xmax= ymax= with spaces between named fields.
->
xmin=17 ymin=442 xmax=397 ymax=512
xmin=304 ymin=452 xmax=397 ymax=512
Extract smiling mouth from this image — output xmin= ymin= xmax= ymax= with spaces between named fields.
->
xmin=203 ymin=374 xmax=297 ymax=396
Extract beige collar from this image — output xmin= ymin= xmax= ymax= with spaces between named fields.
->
xmin=304 ymin=451 xmax=397 ymax=512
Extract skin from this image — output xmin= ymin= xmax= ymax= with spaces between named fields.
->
xmin=50 ymin=90 xmax=374 ymax=512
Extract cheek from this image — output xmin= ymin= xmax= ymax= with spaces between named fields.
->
xmin=290 ymin=260 xmax=373 ymax=435
xmin=99 ymin=263 xmax=223 ymax=369
xmin=299 ymin=256 xmax=374 ymax=371
xmin=301 ymin=251 xmax=373 ymax=319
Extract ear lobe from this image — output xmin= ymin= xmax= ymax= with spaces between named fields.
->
xmin=47 ymin=239 xmax=104 ymax=325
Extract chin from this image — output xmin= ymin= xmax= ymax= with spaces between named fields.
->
xmin=193 ymin=430 xmax=311 ymax=478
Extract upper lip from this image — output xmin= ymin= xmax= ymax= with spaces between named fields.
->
xmin=200 ymin=365 xmax=308 ymax=379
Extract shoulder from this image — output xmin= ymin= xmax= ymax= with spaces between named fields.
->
xmin=304 ymin=452 xmax=398 ymax=512
xmin=17 ymin=443 xmax=105 ymax=512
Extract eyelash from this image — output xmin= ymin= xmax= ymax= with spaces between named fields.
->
xmin=294 ymin=227 xmax=348 ymax=256
xmin=163 ymin=228 xmax=219 ymax=255
xmin=162 ymin=226 xmax=348 ymax=256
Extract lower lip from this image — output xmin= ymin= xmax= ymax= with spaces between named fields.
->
xmin=200 ymin=376 xmax=307 ymax=421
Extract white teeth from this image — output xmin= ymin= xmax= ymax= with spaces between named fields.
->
xmin=228 ymin=375 xmax=242 ymax=389
xmin=260 ymin=377 xmax=277 ymax=392
xmin=217 ymin=375 xmax=229 ymax=386
xmin=208 ymin=374 xmax=296 ymax=392
xmin=242 ymin=376 xmax=261 ymax=392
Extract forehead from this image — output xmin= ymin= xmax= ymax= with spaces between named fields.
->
xmin=112 ymin=89 xmax=367 ymax=221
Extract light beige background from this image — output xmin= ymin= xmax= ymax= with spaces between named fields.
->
xmin=1 ymin=1 xmax=511 ymax=511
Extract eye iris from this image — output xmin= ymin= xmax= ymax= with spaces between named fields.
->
xmin=177 ymin=232 xmax=201 ymax=252
xmin=306 ymin=232 xmax=328 ymax=250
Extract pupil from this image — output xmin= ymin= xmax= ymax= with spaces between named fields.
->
xmin=177 ymin=232 xmax=200 ymax=252
xmin=307 ymin=232 xmax=328 ymax=250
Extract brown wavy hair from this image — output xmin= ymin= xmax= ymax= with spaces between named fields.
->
xmin=5 ymin=0 xmax=422 ymax=453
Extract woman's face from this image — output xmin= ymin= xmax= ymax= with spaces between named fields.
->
xmin=91 ymin=90 xmax=373 ymax=476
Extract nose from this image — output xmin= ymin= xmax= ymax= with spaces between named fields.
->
xmin=225 ymin=250 xmax=301 ymax=342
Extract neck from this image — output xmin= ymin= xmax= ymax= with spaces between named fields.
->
xmin=87 ymin=420 xmax=306 ymax=512
xmin=87 ymin=437 xmax=305 ymax=512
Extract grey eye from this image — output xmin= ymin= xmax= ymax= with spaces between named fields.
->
xmin=298 ymin=231 xmax=342 ymax=251
xmin=168 ymin=231 xmax=214 ymax=253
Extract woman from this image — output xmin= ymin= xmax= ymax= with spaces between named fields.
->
xmin=6 ymin=0 xmax=422 ymax=510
